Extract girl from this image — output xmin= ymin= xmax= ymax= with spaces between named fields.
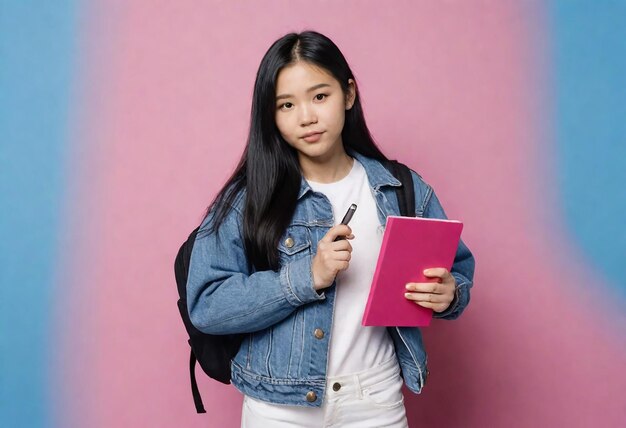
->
xmin=187 ymin=31 xmax=475 ymax=427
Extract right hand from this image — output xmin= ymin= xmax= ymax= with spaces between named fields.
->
xmin=311 ymin=224 xmax=354 ymax=291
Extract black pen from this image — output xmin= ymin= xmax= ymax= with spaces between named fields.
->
xmin=334 ymin=204 xmax=357 ymax=241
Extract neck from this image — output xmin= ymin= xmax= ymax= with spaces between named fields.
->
xmin=299 ymin=146 xmax=353 ymax=183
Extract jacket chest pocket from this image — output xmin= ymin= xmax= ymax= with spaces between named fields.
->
xmin=277 ymin=225 xmax=312 ymax=265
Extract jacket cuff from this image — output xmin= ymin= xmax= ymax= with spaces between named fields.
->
xmin=280 ymin=254 xmax=325 ymax=307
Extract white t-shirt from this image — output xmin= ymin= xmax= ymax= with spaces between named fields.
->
xmin=307 ymin=158 xmax=395 ymax=376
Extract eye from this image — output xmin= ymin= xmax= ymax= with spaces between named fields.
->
xmin=279 ymin=102 xmax=294 ymax=111
xmin=314 ymin=93 xmax=327 ymax=101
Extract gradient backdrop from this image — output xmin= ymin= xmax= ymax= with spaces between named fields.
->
xmin=2 ymin=1 xmax=625 ymax=427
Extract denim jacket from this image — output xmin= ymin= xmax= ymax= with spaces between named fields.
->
xmin=186 ymin=151 xmax=475 ymax=407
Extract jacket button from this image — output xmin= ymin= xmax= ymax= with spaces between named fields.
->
xmin=332 ymin=382 xmax=341 ymax=391
xmin=306 ymin=391 xmax=317 ymax=402
xmin=314 ymin=328 xmax=324 ymax=339
xmin=284 ymin=237 xmax=294 ymax=248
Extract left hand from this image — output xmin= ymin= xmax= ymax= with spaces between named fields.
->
xmin=404 ymin=268 xmax=456 ymax=313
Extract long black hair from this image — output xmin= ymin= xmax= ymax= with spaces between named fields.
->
xmin=206 ymin=30 xmax=388 ymax=271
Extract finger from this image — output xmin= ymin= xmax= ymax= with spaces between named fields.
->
xmin=414 ymin=300 xmax=451 ymax=313
xmin=413 ymin=301 xmax=438 ymax=310
xmin=404 ymin=292 xmax=427 ymax=302
xmin=423 ymin=268 xmax=449 ymax=279
xmin=333 ymin=260 xmax=350 ymax=272
xmin=324 ymin=224 xmax=353 ymax=243
xmin=332 ymin=225 xmax=353 ymax=242
xmin=334 ymin=250 xmax=352 ymax=262
xmin=331 ymin=240 xmax=352 ymax=253
xmin=404 ymin=292 xmax=446 ymax=303
xmin=406 ymin=282 xmax=441 ymax=294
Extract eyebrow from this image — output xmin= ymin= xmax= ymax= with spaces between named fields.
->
xmin=275 ymin=83 xmax=332 ymax=101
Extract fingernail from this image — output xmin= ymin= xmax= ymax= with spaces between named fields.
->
xmin=405 ymin=284 xmax=411 ymax=290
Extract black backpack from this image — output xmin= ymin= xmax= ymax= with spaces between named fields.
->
xmin=174 ymin=159 xmax=415 ymax=413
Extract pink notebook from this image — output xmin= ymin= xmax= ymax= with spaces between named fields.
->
xmin=362 ymin=216 xmax=463 ymax=327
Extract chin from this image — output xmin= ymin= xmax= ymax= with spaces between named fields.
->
xmin=300 ymin=143 xmax=334 ymax=158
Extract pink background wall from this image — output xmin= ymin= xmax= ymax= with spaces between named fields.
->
xmin=51 ymin=1 xmax=625 ymax=427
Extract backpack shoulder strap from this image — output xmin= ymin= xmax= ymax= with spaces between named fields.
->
xmin=175 ymin=226 xmax=208 ymax=413
xmin=383 ymin=159 xmax=416 ymax=217
xmin=189 ymin=348 xmax=206 ymax=413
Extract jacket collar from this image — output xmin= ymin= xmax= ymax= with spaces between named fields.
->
xmin=297 ymin=149 xmax=401 ymax=200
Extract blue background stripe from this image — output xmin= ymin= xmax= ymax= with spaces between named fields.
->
xmin=0 ymin=1 xmax=77 ymax=427
xmin=550 ymin=1 xmax=626 ymax=296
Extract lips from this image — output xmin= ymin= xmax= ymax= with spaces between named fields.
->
xmin=301 ymin=131 xmax=324 ymax=143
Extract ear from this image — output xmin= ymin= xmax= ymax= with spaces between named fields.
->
xmin=345 ymin=79 xmax=356 ymax=110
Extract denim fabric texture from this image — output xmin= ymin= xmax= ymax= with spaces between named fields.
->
xmin=186 ymin=151 xmax=476 ymax=407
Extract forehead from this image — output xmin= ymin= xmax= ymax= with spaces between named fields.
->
xmin=275 ymin=62 xmax=338 ymax=92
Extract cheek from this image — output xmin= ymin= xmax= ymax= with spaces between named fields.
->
xmin=275 ymin=115 xmax=289 ymax=136
xmin=325 ymin=105 xmax=346 ymax=132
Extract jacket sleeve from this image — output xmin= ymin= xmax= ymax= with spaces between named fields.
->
xmin=186 ymin=203 xmax=324 ymax=335
xmin=412 ymin=173 xmax=476 ymax=320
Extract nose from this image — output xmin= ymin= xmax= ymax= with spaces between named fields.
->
xmin=298 ymin=104 xmax=317 ymax=126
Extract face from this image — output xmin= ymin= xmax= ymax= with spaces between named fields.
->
xmin=274 ymin=62 xmax=355 ymax=166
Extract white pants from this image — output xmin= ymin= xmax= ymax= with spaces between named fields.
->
xmin=241 ymin=356 xmax=408 ymax=428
